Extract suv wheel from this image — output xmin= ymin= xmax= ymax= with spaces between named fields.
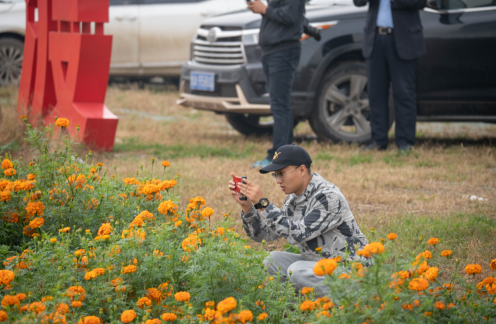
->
xmin=0 ymin=38 xmax=24 ymax=86
xmin=225 ymin=113 xmax=299 ymax=137
xmin=309 ymin=62 xmax=394 ymax=144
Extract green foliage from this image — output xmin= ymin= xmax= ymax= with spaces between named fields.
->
xmin=0 ymin=121 xmax=179 ymax=247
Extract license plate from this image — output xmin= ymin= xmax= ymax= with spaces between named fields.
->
xmin=190 ymin=72 xmax=215 ymax=92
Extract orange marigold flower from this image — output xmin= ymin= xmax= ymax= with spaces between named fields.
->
xmin=434 ymin=301 xmax=445 ymax=310
xmin=174 ymin=291 xmax=191 ymax=302
xmin=79 ymin=316 xmax=100 ymax=324
xmin=4 ymin=168 xmax=16 ymax=176
xmin=301 ymin=287 xmax=314 ymax=295
xmin=422 ymin=267 xmax=439 ymax=282
xmin=189 ymin=196 xmax=206 ymax=207
xmin=0 ymin=310 xmax=6 ymax=322
xmin=447 ymin=303 xmax=456 ymax=308
xmin=1 ymin=295 xmax=20 ymax=307
xmin=0 ymin=270 xmax=15 ymax=285
xmin=360 ymin=242 xmax=385 ymax=258
xmin=1 ymin=159 xmax=13 ymax=170
xmin=57 ymin=303 xmax=69 ymax=314
xmin=427 ymin=238 xmax=439 ymax=245
xmin=408 ymin=278 xmax=429 ymax=291
xmin=174 ymin=221 xmax=182 ymax=227
xmin=120 ymin=310 xmax=137 ymax=323
xmin=313 ymin=259 xmax=337 ymax=276
xmin=217 ymin=297 xmax=237 ymax=314
xmin=465 ymin=264 xmax=482 ymax=275
xmin=15 ymin=293 xmax=27 ymax=301
xmin=387 ymin=233 xmax=397 ymax=240
xmin=490 ymin=259 xmax=496 ymax=271
xmin=158 ymin=200 xmax=178 ymax=215
xmin=237 ymin=310 xmax=253 ymax=324
xmin=339 ymin=273 xmax=351 ymax=279
xmin=143 ymin=320 xmax=161 ymax=324
xmin=137 ymin=297 xmax=152 ymax=309
xmin=317 ymin=311 xmax=331 ymax=318
xmin=258 ymin=313 xmax=268 ymax=321
xmin=55 ymin=118 xmax=70 ymax=128
xmin=146 ymin=288 xmax=163 ymax=302
xmin=121 ymin=265 xmax=137 ymax=274
xmin=161 ymin=313 xmax=177 ymax=322
xmin=0 ymin=191 xmax=10 ymax=203
xmin=300 ymin=300 xmax=316 ymax=311
xmin=2 ymin=211 xmax=18 ymax=223
xmin=26 ymin=201 xmax=45 ymax=217
xmin=425 ymin=312 xmax=432 ymax=317
xmin=416 ymin=250 xmax=433 ymax=260
xmin=161 ymin=161 xmax=171 ymax=167
xmin=182 ymin=235 xmax=201 ymax=252
xmin=494 ymin=297 xmax=496 ymax=307
xmin=71 ymin=301 xmax=82 ymax=308
xmin=28 ymin=216 xmax=45 ymax=229
xmin=67 ymin=286 xmax=86 ymax=302
xmin=29 ymin=301 xmax=46 ymax=314
xmin=97 ymin=223 xmax=113 ymax=236
xmin=201 ymin=207 xmax=214 ymax=219
xmin=26 ymin=173 xmax=36 ymax=180
xmin=84 ymin=271 xmax=98 ymax=281
xmin=441 ymin=250 xmax=452 ymax=257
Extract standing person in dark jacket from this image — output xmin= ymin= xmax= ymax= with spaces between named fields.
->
xmin=247 ymin=0 xmax=305 ymax=167
xmin=354 ymin=0 xmax=427 ymax=152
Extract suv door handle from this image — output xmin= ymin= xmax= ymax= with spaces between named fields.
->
xmin=115 ymin=15 xmax=137 ymax=21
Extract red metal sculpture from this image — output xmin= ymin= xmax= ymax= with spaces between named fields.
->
xmin=17 ymin=0 xmax=118 ymax=151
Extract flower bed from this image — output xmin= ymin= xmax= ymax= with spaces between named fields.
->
xmin=0 ymin=118 xmax=495 ymax=323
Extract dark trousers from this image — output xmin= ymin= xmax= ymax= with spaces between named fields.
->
xmin=366 ymin=32 xmax=417 ymax=148
xmin=262 ymin=47 xmax=301 ymax=160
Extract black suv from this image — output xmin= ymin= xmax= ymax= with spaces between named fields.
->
xmin=178 ymin=0 xmax=496 ymax=143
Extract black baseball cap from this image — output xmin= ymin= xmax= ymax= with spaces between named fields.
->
xmin=259 ymin=144 xmax=313 ymax=174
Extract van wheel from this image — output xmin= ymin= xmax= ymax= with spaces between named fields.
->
xmin=0 ymin=38 xmax=24 ymax=86
xmin=225 ymin=113 xmax=300 ymax=137
xmin=309 ymin=62 xmax=394 ymax=144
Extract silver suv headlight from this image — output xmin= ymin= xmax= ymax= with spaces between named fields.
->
xmin=242 ymin=29 xmax=260 ymax=46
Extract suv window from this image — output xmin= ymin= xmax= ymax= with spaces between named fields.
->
xmin=141 ymin=0 xmax=207 ymax=4
xmin=440 ymin=0 xmax=495 ymax=9
xmin=110 ymin=0 xmax=139 ymax=5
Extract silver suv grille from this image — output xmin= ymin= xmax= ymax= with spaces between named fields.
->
xmin=193 ymin=28 xmax=245 ymax=66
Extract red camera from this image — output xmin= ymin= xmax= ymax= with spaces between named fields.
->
xmin=232 ymin=175 xmax=247 ymax=201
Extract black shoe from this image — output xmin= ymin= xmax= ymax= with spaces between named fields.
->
xmin=363 ymin=142 xmax=387 ymax=151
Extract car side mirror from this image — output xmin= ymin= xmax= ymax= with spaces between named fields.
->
xmin=427 ymin=0 xmax=440 ymax=9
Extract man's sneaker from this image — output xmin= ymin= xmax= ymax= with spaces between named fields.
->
xmin=363 ymin=142 xmax=387 ymax=151
xmin=251 ymin=158 xmax=271 ymax=168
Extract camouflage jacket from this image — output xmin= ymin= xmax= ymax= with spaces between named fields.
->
xmin=241 ymin=172 xmax=368 ymax=262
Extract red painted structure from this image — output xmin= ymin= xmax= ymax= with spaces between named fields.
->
xmin=17 ymin=0 xmax=118 ymax=151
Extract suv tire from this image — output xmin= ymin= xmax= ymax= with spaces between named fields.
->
xmin=309 ymin=62 xmax=394 ymax=144
xmin=225 ymin=113 xmax=299 ymax=137
xmin=0 ymin=38 xmax=24 ymax=86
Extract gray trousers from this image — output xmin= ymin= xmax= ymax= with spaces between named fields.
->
xmin=263 ymin=251 xmax=331 ymax=297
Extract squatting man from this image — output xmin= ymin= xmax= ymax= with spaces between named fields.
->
xmin=228 ymin=144 xmax=369 ymax=296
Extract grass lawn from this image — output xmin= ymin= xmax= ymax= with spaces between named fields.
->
xmin=1 ymin=85 xmax=495 ymax=280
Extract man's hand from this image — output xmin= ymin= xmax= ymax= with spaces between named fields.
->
xmin=247 ymin=0 xmax=267 ymax=14
xmin=229 ymin=172 xmax=253 ymax=213
xmin=237 ymin=178 xmax=265 ymax=207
